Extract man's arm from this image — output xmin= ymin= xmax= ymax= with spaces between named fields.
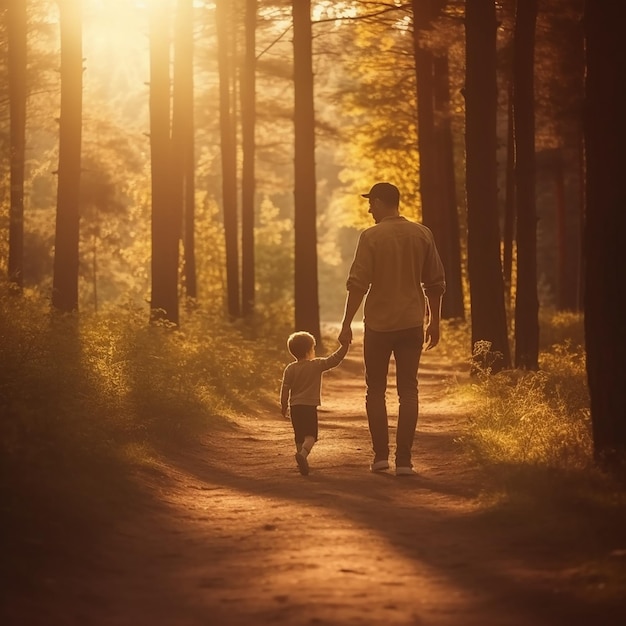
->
xmin=423 ymin=291 xmax=443 ymax=350
xmin=339 ymin=289 xmax=366 ymax=345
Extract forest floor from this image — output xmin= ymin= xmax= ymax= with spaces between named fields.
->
xmin=3 ymin=333 xmax=626 ymax=625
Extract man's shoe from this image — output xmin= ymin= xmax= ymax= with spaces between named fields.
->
xmin=396 ymin=466 xmax=417 ymax=476
xmin=295 ymin=452 xmax=309 ymax=476
xmin=370 ymin=459 xmax=390 ymax=472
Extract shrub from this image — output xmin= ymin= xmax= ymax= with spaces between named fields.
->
xmin=460 ymin=328 xmax=592 ymax=471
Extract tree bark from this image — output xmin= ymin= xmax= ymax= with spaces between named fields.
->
xmin=241 ymin=0 xmax=257 ymax=319
xmin=52 ymin=0 xmax=83 ymax=313
xmin=8 ymin=0 xmax=27 ymax=288
xmin=149 ymin=1 xmax=179 ymax=324
xmin=173 ymin=0 xmax=196 ymax=301
xmin=216 ymin=0 xmax=240 ymax=320
xmin=503 ymin=77 xmax=515 ymax=307
xmin=293 ymin=0 xmax=321 ymax=345
xmin=513 ymin=0 xmax=539 ymax=370
xmin=433 ymin=52 xmax=465 ymax=320
xmin=583 ymin=0 xmax=626 ymax=468
xmin=464 ymin=0 xmax=511 ymax=371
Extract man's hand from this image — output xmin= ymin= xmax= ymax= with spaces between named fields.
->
xmin=423 ymin=321 xmax=440 ymax=351
xmin=338 ymin=324 xmax=353 ymax=346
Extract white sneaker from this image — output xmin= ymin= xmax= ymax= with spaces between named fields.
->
xmin=396 ymin=466 xmax=416 ymax=476
xmin=370 ymin=460 xmax=390 ymax=472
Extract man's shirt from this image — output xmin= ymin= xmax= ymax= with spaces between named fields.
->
xmin=346 ymin=215 xmax=446 ymax=332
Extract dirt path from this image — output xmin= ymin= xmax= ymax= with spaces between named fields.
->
xmin=7 ymin=340 xmax=626 ymax=625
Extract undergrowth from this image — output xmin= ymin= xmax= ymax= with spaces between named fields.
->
xmin=448 ymin=312 xmax=626 ymax=559
xmin=463 ymin=337 xmax=591 ymax=469
xmin=0 ymin=281 xmax=288 ymax=539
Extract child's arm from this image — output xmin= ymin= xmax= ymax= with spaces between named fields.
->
xmin=320 ymin=341 xmax=349 ymax=370
xmin=279 ymin=376 xmax=290 ymax=417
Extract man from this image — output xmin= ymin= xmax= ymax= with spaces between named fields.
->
xmin=338 ymin=182 xmax=446 ymax=476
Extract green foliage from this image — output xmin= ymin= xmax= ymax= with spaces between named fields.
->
xmin=0 ymin=281 xmax=286 ymax=483
xmin=254 ymin=196 xmax=294 ymax=322
xmin=459 ymin=315 xmax=591 ymax=471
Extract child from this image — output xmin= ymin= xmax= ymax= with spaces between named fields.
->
xmin=280 ymin=331 xmax=349 ymax=475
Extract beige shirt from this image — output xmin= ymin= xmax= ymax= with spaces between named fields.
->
xmin=346 ymin=216 xmax=446 ymax=332
xmin=280 ymin=343 xmax=349 ymax=408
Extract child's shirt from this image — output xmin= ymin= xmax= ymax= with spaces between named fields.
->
xmin=280 ymin=343 xmax=349 ymax=409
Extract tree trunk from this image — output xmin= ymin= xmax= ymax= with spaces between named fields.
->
xmin=412 ymin=0 xmax=464 ymax=320
xmin=292 ymin=0 xmax=321 ymax=345
xmin=8 ymin=0 xmax=27 ymax=288
xmin=241 ymin=0 xmax=256 ymax=319
xmin=173 ymin=0 xmax=196 ymax=301
xmin=433 ymin=52 xmax=465 ymax=320
xmin=513 ymin=0 xmax=539 ymax=370
xmin=52 ymin=0 xmax=83 ymax=313
xmin=216 ymin=0 xmax=240 ymax=320
xmin=149 ymin=1 xmax=179 ymax=324
xmin=7 ymin=0 xmax=27 ymax=287
xmin=583 ymin=1 xmax=626 ymax=468
xmin=503 ymin=78 xmax=515 ymax=308
xmin=464 ymin=0 xmax=511 ymax=371
xmin=411 ymin=0 xmax=438 ymax=231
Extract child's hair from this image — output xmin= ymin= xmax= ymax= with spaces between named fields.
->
xmin=287 ymin=331 xmax=316 ymax=359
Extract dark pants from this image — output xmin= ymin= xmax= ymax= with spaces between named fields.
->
xmin=363 ymin=326 xmax=423 ymax=467
xmin=290 ymin=405 xmax=318 ymax=446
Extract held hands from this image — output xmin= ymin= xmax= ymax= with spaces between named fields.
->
xmin=338 ymin=324 xmax=353 ymax=346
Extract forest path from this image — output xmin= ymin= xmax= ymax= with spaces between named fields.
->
xmin=7 ymin=334 xmax=626 ymax=625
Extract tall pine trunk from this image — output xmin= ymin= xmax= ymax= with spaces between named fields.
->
xmin=52 ymin=0 xmax=83 ymax=313
xmin=412 ymin=0 xmax=464 ymax=320
xmin=293 ymin=0 xmax=321 ymax=345
xmin=173 ymin=0 xmax=196 ymax=301
xmin=464 ymin=0 xmax=511 ymax=371
xmin=241 ymin=0 xmax=256 ymax=319
xmin=433 ymin=52 xmax=465 ymax=320
xmin=503 ymin=77 xmax=515 ymax=307
xmin=513 ymin=0 xmax=539 ymax=370
xmin=149 ymin=1 xmax=179 ymax=324
xmin=8 ymin=0 xmax=27 ymax=288
xmin=216 ymin=0 xmax=240 ymax=320
xmin=584 ymin=1 xmax=626 ymax=468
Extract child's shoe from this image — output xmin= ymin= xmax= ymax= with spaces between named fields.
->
xmin=295 ymin=451 xmax=309 ymax=476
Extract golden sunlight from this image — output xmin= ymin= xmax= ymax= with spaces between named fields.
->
xmin=82 ymin=1 xmax=150 ymax=104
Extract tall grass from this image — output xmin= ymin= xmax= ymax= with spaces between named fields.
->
xmin=452 ymin=313 xmax=626 ymax=590
xmin=453 ymin=311 xmax=592 ymax=472
xmin=0 ymin=281 xmax=288 ymax=527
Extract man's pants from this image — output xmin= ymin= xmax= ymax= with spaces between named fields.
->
xmin=363 ymin=326 xmax=423 ymax=467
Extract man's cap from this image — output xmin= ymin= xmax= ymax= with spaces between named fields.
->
xmin=361 ymin=182 xmax=400 ymax=205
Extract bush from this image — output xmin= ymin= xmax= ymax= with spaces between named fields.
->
xmin=459 ymin=320 xmax=592 ymax=471
xmin=0 ymin=281 xmax=286 ymax=497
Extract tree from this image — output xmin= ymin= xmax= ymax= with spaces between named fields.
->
xmin=583 ymin=0 xmax=626 ymax=468
xmin=537 ymin=0 xmax=585 ymax=313
xmin=502 ymin=76 xmax=515 ymax=304
xmin=172 ymin=0 xmax=196 ymax=301
xmin=216 ymin=0 xmax=240 ymax=320
xmin=411 ymin=0 xmax=465 ymax=320
xmin=433 ymin=49 xmax=465 ymax=321
xmin=292 ymin=0 xmax=321 ymax=344
xmin=7 ymin=0 xmax=27 ymax=288
xmin=52 ymin=0 xmax=83 ymax=313
xmin=464 ymin=0 xmax=511 ymax=371
xmin=149 ymin=0 xmax=180 ymax=324
xmin=512 ymin=0 xmax=539 ymax=370
xmin=241 ymin=0 xmax=256 ymax=318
